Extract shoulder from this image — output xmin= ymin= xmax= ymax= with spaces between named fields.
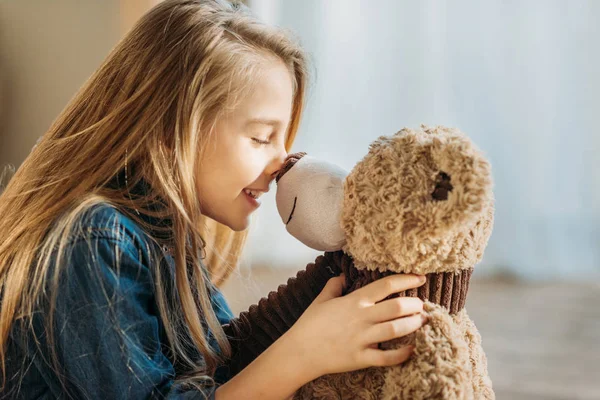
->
xmin=45 ymin=204 xmax=163 ymax=317
xmin=70 ymin=202 xmax=149 ymax=243
xmin=65 ymin=203 xmax=160 ymax=266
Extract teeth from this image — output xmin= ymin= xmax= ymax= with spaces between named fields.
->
xmin=244 ymin=189 xmax=263 ymax=199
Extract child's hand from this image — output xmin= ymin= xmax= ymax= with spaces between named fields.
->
xmin=284 ymin=273 xmax=427 ymax=380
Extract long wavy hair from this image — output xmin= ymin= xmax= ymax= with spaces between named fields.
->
xmin=0 ymin=0 xmax=308 ymax=395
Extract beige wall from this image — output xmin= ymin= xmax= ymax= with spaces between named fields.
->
xmin=0 ymin=0 xmax=160 ymax=169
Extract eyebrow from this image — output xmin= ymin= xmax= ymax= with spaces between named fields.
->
xmin=245 ymin=118 xmax=283 ymax=128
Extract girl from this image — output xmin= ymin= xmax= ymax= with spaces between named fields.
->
xmin=0 ymin=1 xmax=427 ymax=399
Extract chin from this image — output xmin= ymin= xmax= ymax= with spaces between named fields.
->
xmin=201 ymin=207 xmax=247 ymax=231
xmin=229 ymin=223 xmax=250 ymax=232
xmin=203 ymin=203 xmax=251 ymax=232
xmin=223 ymin=216 xmax=251 ymax=232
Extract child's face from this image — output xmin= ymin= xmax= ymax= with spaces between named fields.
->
xmin=196 ymin=58 xmax=292 ymax=231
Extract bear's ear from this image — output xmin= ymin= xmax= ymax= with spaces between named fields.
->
xmin=341 ymin=126 xmax=493 ymax=268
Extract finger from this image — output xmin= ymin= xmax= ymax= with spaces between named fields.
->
xmin=354 ymin=274 xmax=426 ymax=305
xmin=367 ymin=296 xmax=424 ymax=323
xmin=314 ymin=274 xmax=346 ymax=304
xmin=364 ymin=345 xmax=415 ymax=367
xmin=367 ymin=313 xmax=427 ymax=344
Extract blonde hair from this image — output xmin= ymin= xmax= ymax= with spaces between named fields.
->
xmin=0 ymin=0 xmax=308 ymax=395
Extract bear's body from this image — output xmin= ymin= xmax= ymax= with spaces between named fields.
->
xmin=223 ymin=125 xmax=495 ymax=399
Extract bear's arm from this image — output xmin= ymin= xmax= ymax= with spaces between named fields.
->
xmin=220 ymin=252 xmax=343 ymax=377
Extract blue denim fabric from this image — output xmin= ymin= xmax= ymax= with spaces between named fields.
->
xmin=2 ymin=204 xmax=234 ymax=399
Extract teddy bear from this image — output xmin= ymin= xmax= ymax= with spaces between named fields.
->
xmin=221 ymin=124 xmax=495 ymax=399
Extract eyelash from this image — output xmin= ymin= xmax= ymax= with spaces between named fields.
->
xmin=252 ymin=137 xmax=271 ymax=146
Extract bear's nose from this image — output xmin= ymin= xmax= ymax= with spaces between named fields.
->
xmin=432 ymin=171 xmax=453 ymax=201
xmin=275 ymin=152 xmax=307 ymax=183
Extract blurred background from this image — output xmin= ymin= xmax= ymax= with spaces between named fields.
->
xmin=0 ymin=1 xmax=598 ymax=399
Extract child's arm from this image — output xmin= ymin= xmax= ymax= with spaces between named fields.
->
xmin=218 ymin=250 xmax=426 ymax=398
xmin=215 ymin=326 xmax=316 ymax=399
xmin=220 ymin=251 xmax=343 ymax=377
xmin=18 ymin=228 xmax=227 ymax=399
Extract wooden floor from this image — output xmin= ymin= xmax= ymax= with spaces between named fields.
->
xmin=221 ymin=267 xmax=600 ymax=400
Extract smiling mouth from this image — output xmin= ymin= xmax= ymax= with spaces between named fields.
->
xmin=285 ymin=196 xmax=297 ymax=225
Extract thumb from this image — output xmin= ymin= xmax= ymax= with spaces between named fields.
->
xmin=314 ymin=273 xmax=346 ymax=304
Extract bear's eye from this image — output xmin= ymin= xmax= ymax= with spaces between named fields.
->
xmin=432 ymin=171 xmax=453 ymax=201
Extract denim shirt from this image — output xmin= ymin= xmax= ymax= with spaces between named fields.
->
xmin=3 ymin=204 xmax=234 ymax=399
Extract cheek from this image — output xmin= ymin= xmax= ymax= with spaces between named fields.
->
xmin=200 ymin=140 xmax=266 ymax=195
xmin=195 ymin=158 xmax=225 ymax=201
xmin=236 ymin=153 xmax=265 ymax=179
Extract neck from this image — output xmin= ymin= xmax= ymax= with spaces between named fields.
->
xmin=324 ymin=251 xmax=473 ymax=315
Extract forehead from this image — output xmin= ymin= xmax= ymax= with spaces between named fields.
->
xmin=234 ymin=59 xmax=294 ymax=127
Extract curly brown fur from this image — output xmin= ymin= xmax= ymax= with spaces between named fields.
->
xmin=293 ymin=302 xmax=478 ymax=400
xmin=456 ymin=310 xmax=495 ymax=399
xmin=341 ymin=125 xmax=494 ymax=275
xmin=294 ymin=367 xmax=386 ymax=400
xmin=380 ymin=302 xmax=473 ymax=400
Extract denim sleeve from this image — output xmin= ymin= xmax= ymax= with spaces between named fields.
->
xmin=27 ymin=232 xmax=222 ymax=400
xmin=209 ymin=287 xmax=235 ymax=386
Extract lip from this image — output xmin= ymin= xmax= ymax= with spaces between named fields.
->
xmin=245 ymin=187 xmax=270 ymax=193
xmin=243 ymin=190 xmax=261 ymax=209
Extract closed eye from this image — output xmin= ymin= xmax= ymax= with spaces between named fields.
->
xmin=252 ymin=137 xmax=271 ymax=145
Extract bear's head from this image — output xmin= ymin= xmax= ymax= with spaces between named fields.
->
xmin=275 ymin=125 xmax=494 ymax=310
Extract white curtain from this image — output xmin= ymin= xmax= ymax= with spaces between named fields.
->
xmin=244 ymin=0 xmax=600 ymax=281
